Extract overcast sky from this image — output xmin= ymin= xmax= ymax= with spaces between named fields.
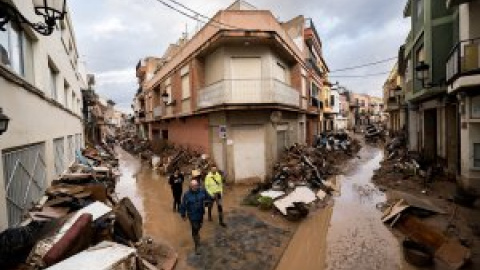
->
xmin=69 ymin=0 xmax=410 ymax=113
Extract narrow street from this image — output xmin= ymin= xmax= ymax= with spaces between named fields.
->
xmin=2 ymin=1 xmax=480 ymax=269
xmin=115 ymin=147 xmax=197 ymax=269
xmin=115 ymin=143 xmax=409 ymax=270
xmin=115 ymin=146 xmax=296 ymax=269
xmin=325 ymin=145 xmax=402 ymax=270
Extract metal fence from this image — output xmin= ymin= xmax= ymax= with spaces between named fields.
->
xmin=3 ymin=143 xmax=47 ymax=227
xmin=53 ymin=137 xmax=65 ymax=176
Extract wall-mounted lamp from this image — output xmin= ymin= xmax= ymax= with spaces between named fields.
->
xmin=415 ymin=61 xmax=444 ymax=89
xmin=0 ymin=108 xmax=10 ymax=135
xmin=161 ymin=91 xmax=170 ymax=105
xmin=0 ymin=0 xmax=67 ymax=36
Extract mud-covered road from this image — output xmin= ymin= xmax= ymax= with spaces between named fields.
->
xmin=115 ymin=144 xmax=409 ymax=270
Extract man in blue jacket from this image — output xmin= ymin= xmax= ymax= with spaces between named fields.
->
xmin=179 ymin=179 xmax=210 ymax=255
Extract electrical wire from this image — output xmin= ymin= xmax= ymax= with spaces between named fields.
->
xmin=150 ymin=0 xmax=211 ymax=26
xmin=329 ymin=71 xmax=390 ymax=78
xmin=165 ymin=0 xmax=241 ymax=30
xmin=150 ymin=0 xmax=241 ymax=30
xmin=329 ymin=57 xmax=397 ymax=73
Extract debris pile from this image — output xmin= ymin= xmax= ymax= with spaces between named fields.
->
xmin=0 ymin=145 xmax=177 ymax=270
xmin=381 ymin=191 xmax=472 ymax=269
xmin=120 ymin=137 xmax=153 ymax=160
xmin=245 ymin=132 xmax=360 ymax=221
xmin=373 ymin=133 xmax=447 ymax=190
xmin=364 ymin=124 xmax=386 ymax=144
xmin=119 ymin=135 xmax=214 ymax=177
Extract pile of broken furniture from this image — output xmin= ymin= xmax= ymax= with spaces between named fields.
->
xmin=364 ymin=124 xmax=386 ymax=144
xmin=382 ymin=190 xmax=473 ymax=269
xmin=245 ymin=133 xmax=360 ymax=221
xmin=0 ymin=144 xmax=177 ymax=270
xmin=373 ymin=133 xmax=447 ymax=189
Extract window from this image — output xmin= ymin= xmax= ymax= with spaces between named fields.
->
xmin=274 ymin=62 xmax=287 ymax=83
xmin=474 ymin=143 xmax=480 ymax=168
xmin=3 ymin=143 xmax=47 ymax=227
xmin=72 ymin=92 xmax=76 ymax=112
xmin=48 ymin=63 xmax=58 ymax=100
xmin=331 ymin=95 xmax=335 ymax=107
xmin=416 ymin=45 xmax=425 ymax=63
xmin=181 ymin=73 xmax=190 ymax=99
xmin=231 ymin=57 xmax=261 ymax=79
xmin=310 ymin=82 xmax=319 ymax=98
xmin=64 ymin=80 xmax=70 ymax=108
xmin=416 ymin=0 xmax=424 ymax=20
xmin=0 ymin=22 xmax=30 ymax=76
xmin=406 ymin=59 xmax=412 ymax=82
xmin=301 ymin=76 xmax=307 ymax=97
xmin=53 ymin=137 xmax=65 ymax=175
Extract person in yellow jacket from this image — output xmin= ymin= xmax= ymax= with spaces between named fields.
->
xmin=204 ymin=166 xmax=227 ymax=227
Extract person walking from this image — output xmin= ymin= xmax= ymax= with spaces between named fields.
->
xmin=179 ymin=180 xmax=209 ymax=255
xmin=204 ymin=166 xmax=227 ymax=227
xmin=169 ymin=168 xmax=184 ymax=212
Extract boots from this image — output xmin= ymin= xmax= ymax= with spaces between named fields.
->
xmin=208 ymin=207 xmax=213 ymax=221
xmin=194 ymin=235 xmax=201 ymax=255
xmin=219 ymin=213 xmax=227 ymax=227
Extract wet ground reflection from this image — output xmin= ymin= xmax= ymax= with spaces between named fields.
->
xmin=326 ymin=145 xmax=402 ymax=270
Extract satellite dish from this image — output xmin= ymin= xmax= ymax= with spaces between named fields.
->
xmin=270 ymin=111 xmax=282 ymax=123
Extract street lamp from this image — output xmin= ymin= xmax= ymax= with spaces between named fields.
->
xmin=415 ymin=61 xmax=445 ymax=89
xmin=0 ymin=108 xmax=10 ymax=135
xmin=0 ymin=0 xmax=66 ymax=36
xmin=415 ymin=61 xmax=430 ymax=84
xmin=161 ymin=92 xmax=170 ymax=105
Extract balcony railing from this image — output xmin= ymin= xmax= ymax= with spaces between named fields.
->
xmin=197 ymin=79 xmax=300 ymax=109
xmin=446 ymin=37 xmax=480 ymax=83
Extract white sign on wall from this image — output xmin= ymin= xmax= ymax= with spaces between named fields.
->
xmin=219 ymin=125 xmax=227 ymax=139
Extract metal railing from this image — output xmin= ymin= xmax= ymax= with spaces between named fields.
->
xmin=446 ymin=37 xmax=480 ymax=83
xmin=3 ymin=143 xmax=47 ymax=227
xmin=197 ymin=79 xmax=300 ymax=109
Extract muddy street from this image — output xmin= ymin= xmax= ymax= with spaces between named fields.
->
xmin=325 ymin=145 xmax=403 ymax=270
xmin=114 ymin=147 xmax=296 ymax=269
xmin=276 ymin=144 xmax=407 ymax=270
xmin=114 ymin=143 xmax=412 ymax=270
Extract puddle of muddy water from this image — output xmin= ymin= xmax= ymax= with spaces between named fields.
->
xmin=326 ymin=146 xmax=403 ymax=270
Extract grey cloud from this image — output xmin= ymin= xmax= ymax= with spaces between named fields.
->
xmin=69 ymin=0 xmax=409 ymax=110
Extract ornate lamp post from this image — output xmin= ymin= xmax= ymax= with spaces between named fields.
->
xmin=0 ymin=0 xmax=66 ymax=36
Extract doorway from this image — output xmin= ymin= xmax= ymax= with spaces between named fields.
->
xmin=423 ymin=109 xmax=437 ymax=162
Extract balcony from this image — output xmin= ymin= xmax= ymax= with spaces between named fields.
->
xmin=197 ymin=79 xmax=300 ymax=110
xmin=446 ymin=37 xmax=480 ymax=89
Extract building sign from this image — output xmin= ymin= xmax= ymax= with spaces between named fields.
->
xmin=219 ymin=125 xmax=227 ymax=139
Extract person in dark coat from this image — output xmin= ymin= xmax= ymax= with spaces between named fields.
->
xmin=179 ymin=180 xmax=210 ymax=255
xmin=169 ymin=168 xmax=184 ymax=212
